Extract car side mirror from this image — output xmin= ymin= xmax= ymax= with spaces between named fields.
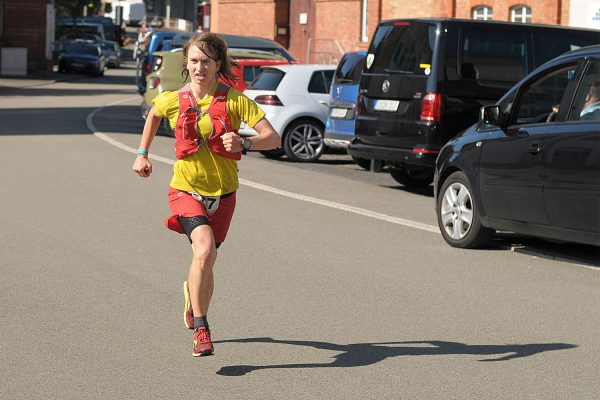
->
xmin=479 ymin=105 xmax=501 ymax=127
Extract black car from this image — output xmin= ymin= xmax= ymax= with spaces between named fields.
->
xmin=58 ymin=42 xmax=106 ymax=76
xmin=349 ymin=18 xmax=600 ymax=188
xmin=434 ymin=45 xmax=600 ymax=248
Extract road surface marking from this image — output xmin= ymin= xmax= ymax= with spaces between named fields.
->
xmin=87 ymin=97 xmax=439 ymax=234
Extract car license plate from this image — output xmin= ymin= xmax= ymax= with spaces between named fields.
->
xmin=330 ymin=107 xmax=348 ymax=118
xmin=374 ymin=99 xmax=399 ymax=112
xmin=71 ymin=62 xmax=85 ymax=68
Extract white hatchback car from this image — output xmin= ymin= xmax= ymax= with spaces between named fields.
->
xmin=239 ymin=64 xmax=335 ymax=162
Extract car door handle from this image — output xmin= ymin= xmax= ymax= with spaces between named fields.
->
xmin=528 ymin=144 xmax=542 ymax=154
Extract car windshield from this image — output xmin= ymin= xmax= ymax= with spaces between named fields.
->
xmin=66 ymin=43 xmax=98 ymax=56
xmin=65 ymin=33 xmax=101 ymax=42
xmin=248 ymin=68 xmax=285 ymax=90
xmin=334 ymin=53 xmax=366 ymax=85
xmin=367 ymin=21 xmax=437 ymax=75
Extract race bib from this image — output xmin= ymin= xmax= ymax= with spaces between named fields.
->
xmin=189 ymin=192 xmax=220 ymax=216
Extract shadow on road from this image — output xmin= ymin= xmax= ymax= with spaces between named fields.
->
xmin=0 ymin=84 xmax=135 ymax=97
xmin=0 ymin=106 xmax=144 ymax=136
xmin=493 ymin=233 xmax=600 ymax=268
xmin=384 ymin=183 xmax=434 ymax=197
xmin=214 ymin=338 xmax=576 ymax=376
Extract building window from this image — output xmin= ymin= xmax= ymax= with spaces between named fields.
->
xmin=511 ymin=5 xmax=532 ymax=23
xmin=472 ymin=6 xmax=493 ymax=21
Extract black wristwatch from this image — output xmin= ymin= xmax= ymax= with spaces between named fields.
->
xmin=241 ymin=137 xmax=252 ymax=155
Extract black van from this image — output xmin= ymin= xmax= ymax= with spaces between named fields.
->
xmin=348 ymin=18 xmax=600 ymax=187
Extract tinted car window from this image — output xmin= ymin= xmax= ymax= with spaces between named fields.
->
xmin=248 ymin=68 xmax=285 ymax=90
xmin=308 ymin=70 xmax=334 ymax=93
xmin=568 ymin=60 xmax=600 ymax=121
xmin=324 ymin=70 xmax=333 ymax=91
xmin=334 ymin=53 xmax=366 ymax=85
xmin=513 ymin=64 xmax=577 ymax=124
xmin=367 ymin=22 xmax=436 ymax=75
xmin=534 ymin=34 xmax=599 ymax=67
xmin=243 ymin=66 xmax=254 ymax=84
xmin=66 ymin=43 xmax=99 ymax=56
xmin=461 ymin=29 xmax=528 ymax=82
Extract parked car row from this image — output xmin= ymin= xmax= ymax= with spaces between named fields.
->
xmin=135 ymin=30 xmax=298 ymax=95
xmin=348 ymin=18 xmax=600 ymax=188
xmin=53 ymin=15 xmax=123 ymax=76
xmin=138 ymin=25 xmax=599 ymax=249
xmin=297 ymin=18 xmax=598 ymax=249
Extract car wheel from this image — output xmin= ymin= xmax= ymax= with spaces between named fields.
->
xmin=389 ymin=167 xmax=433 ymax=187
xmin=259 ymin=148 xmax=285 ymax=159
xmin=351 ymin=156 xmax=371 ymax=170
xmin=283 ymin=119 xmax=325 ymax=162
xmin=437 ymin=171 xmax=494 ymax=248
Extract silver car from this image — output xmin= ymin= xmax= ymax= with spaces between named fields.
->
xmin=239 ymin=64 xmax=335 ymax=162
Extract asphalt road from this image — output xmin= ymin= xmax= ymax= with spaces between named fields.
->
xmin=1 ymin=60 xmax=599 ymax=400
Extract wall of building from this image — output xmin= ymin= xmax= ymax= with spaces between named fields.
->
xmin=0 ymin=0 xmax=52 ymax=71
xmin=208 ymin=0 xmax=587 ymax=64
xmin=213 ymin=0 xmax=278 ymax=39
xmin=454 ymin=0 xmax=566 ymax=24
xmin=383 ymin=0 xmax=454 ymax=18
xmin=312 ymin=0 xmax=362 ymax=63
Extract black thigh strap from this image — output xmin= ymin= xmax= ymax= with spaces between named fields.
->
xmin=178 ymin=215 xmax=209 ymax=238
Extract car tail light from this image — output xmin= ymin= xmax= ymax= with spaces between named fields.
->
xmin=148 ymin=77 xmax=161 ymax=89
xmin=254 ymin=95 xmax=283 ymax=106
xmin=145 ymin=63 xmax=151 ymax=73
xmin=412 ymin=146 xmax=439 ymax=155
xmin=420 ymin=92 xmax=441 ymax=123
xmin=356 ymin=92 xmax=361 ymax=115
xmin=153 ymin=57 xmax=162 ymax=71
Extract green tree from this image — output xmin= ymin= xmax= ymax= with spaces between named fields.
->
xmin=55 ymin=0 xmax=101 ymax=20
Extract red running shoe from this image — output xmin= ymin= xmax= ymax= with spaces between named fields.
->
xmin=192 ymin=327 xmax=214 ymax=357
xmin=183 ymin=281 xmax=194 ymax=330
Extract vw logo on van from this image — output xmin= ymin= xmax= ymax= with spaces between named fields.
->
xmin=382 ymin=80 xmax=390 ymax=93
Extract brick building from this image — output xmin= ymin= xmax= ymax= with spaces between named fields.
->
xmin=0 ymin=0 xmax=54 ymax=72
xmin=208 ymin=0 xmax=580 ymax=63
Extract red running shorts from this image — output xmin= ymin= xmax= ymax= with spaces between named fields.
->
xmin=165 ymin=187 xmax=236 ymax=244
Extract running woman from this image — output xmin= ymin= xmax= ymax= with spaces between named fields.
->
xmin=132 ymin=32 xmax=281 ymax=357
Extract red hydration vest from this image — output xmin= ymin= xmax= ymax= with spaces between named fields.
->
xmin=173 ymin=82 xmax=242 ymax=161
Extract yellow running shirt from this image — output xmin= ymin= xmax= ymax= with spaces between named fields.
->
xmin=152 ymin=83 xmax=265 ymax=196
